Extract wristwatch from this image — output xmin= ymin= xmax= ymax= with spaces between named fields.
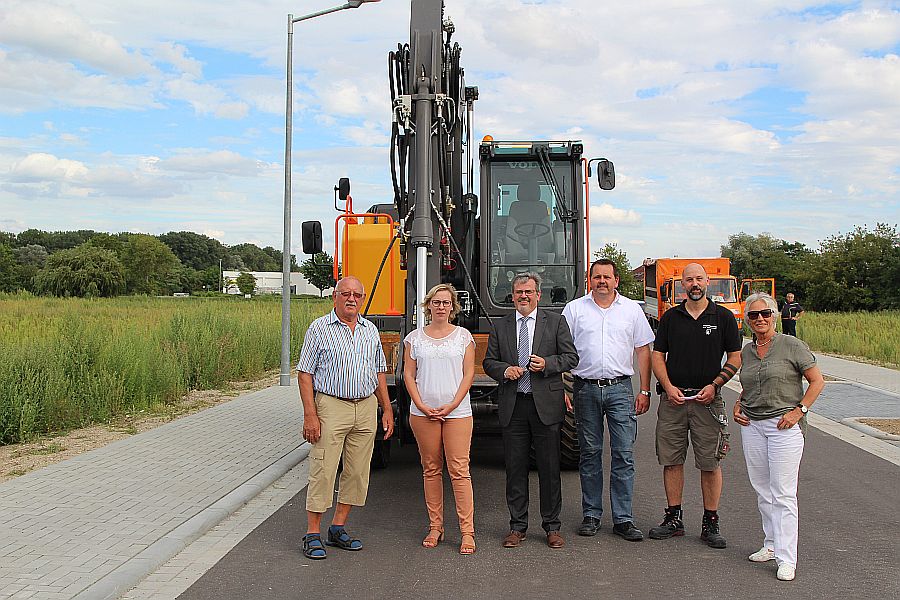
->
xmin=797 ymin=404 xmax=809 ymax=414
xmin=639 ymin=390 xmax=651 ymax=397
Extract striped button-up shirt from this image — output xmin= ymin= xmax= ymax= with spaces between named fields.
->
xmin=296 ymin=310 xmax=387 ymax=399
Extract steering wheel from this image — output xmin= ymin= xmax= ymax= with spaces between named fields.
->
xmin=513 ymin=222 xmax=551 ymax=238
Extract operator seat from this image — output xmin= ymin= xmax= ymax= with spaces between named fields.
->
xmin=506 ymin=182 xmax=554 ymax=264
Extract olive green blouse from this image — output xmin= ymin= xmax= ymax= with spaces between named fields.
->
xmin=739 ymin=334 xmax=816 ymax=431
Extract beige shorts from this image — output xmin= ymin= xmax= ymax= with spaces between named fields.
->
xmin=655 ymin=392 xmax=727 ymax=471
xmin=305 ymin=393 xmax=377 ymax=513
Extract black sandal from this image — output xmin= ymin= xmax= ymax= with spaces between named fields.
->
xmin=326 ymin=527 xmax=363 ymax=551
xmin=302 ymin=533 xmax=327 ymax=560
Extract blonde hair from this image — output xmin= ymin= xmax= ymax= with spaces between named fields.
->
xmin=422 ymin=283 xmax=462 ymax=322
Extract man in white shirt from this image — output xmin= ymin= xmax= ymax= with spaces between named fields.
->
xmin=562 ymin=259 xmax=654 ymax=541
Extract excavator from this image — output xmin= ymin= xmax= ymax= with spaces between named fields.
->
xmin=301 ymin=0 xmax=616 ymax=468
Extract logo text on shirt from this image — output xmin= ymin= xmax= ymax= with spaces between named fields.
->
xmin=702 ymin=324 xmax=718 ymax=336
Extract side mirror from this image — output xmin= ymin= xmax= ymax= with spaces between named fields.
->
xmin=337 ymin=178 xmax=350 ymax=201
xmin=301 ymin=221 xmax=323 ymax=255
xmin=596 ymin=159 xmax=615 ymax=190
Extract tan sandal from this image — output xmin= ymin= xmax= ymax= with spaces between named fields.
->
xmin=422 ymin=528 xmax=444 ymax=548
xmin=459 ymin=533 xmax=476 ymax=555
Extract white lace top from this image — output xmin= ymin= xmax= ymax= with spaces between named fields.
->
xmin=403 ymin=326 xmax=475 ymax=419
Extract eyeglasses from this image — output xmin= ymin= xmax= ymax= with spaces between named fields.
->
xmin=514 ymin=289 xmax=537 ymax=296
xmin=747 ymin=309 xmax=774 ymax=320
xmin=338 ymin=291 xmax=365 ymax=299
xmin=430 ymin=299 xmax=452 ymax=307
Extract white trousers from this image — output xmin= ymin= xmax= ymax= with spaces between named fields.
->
xmin=741 ymin=416 xmax=804 ymax=568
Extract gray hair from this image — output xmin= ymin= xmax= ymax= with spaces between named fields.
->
xmin=512 ymin=272 xmax=542 ymax=290
xmin=744 ymin=292 xmax=778 ymax=315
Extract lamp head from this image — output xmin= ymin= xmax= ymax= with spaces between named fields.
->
xmin=347 ymin=0 xmax=381 ymax=7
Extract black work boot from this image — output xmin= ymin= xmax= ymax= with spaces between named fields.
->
xmin=648 ymin=507 xmax=684 ymax=540
xmin=701 ymin=512 xmax=727 ymax=549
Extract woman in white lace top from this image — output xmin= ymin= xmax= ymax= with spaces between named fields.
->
xmin=403 ymin=283 xmax=476 ymax=554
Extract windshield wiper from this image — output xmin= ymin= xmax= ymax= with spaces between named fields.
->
xmin=536 ymin=146 xmax=574 ymax=221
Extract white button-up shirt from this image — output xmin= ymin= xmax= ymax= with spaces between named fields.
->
xmin=562 ymin=292 xmax=654 ymax=379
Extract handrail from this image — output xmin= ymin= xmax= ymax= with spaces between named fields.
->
xmin=334 ymin=212 xmax=400 ymax=315
xmin=582 ymin=156 xmax=590 ymax=285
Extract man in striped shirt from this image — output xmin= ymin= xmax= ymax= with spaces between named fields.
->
xmin=297 ymin=276 xmax=394 ymax=560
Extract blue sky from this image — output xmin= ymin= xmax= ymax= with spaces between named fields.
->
xmin=1 ymin=0 xmax=899 ymax=266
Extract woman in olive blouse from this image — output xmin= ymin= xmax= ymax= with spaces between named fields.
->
xmin=734 ymin=293 xmax=824 ymax=582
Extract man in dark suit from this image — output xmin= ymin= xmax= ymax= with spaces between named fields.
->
xmin=484 ymin=272 xmax=579 ymax=549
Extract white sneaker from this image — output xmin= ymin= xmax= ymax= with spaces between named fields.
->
xmin=777 ymin=563 xmax=796 ymax=581
xmin=748 ymin=547 xmax=775 ymax=562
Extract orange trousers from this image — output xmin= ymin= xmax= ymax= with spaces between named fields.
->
xmin=409 ymin=415 xmax=475 ymax=536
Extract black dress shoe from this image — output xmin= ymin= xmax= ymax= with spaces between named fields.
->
xmin=577 ymin=517 xmax=601 ymax=536
xmin=613 ymin=521 xmax=644 ymax=542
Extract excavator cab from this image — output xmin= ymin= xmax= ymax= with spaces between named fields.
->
xmin=481 ymin=141 xmax=585 ymax=309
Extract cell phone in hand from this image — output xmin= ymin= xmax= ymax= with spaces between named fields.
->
xmin=682 ymin=394 xmax=699 ymax=401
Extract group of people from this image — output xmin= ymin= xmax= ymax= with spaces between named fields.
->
xmin=295 ymin=264 xmax=823 ymax=582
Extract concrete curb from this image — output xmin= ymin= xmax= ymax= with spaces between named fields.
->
xmin=72 ymin=443 xmax=311 ymax=600
xmin=840 ymin=417 xmax=900 ymax=442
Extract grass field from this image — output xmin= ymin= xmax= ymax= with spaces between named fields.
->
xmin=0 ymin=294 xmax=329 ymax=444
xmin=796 ymin=311 xmax=900 ymax=369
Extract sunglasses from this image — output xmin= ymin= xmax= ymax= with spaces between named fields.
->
xmin=338 ymin=291 xmax=365 ymax=299
xmin=747 ymin=309 xmax=774 ymax=320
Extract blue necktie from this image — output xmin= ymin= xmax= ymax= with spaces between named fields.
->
xmin=517 ymin=316 xmax=532 ymax=393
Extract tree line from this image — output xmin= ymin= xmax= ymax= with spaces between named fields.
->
xmin=595 ymin=223 xmax=899 ymax=312
xmin=2 ymin=224 xmax=896 ymax=309
xmin=0 ymin=229 xmax=300 ymax=297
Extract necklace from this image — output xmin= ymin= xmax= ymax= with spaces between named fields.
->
xmin=755 ymin=335 xmax=774 ymax=347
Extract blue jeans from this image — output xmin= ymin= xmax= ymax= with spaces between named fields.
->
xmin=574 ymin=379 xmax=637 ymax=524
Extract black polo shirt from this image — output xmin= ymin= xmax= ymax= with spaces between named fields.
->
xmin=654 ymin=299 xmax=742 ymax=389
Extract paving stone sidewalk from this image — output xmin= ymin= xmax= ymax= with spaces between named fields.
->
xmin=0 ymin=385 xmax=306 ymax=600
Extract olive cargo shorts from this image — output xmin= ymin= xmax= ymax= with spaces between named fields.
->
xmin=305 ymin=393 xmax=377 ymax=513
xmin=655 ymin=392 xmax=727 ymax=471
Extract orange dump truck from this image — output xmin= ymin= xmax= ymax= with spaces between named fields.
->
xmin=632 ymin=258 xmax=774 ymax=331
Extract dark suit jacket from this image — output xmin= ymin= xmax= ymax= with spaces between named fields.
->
xmin=483 ymin=309 xmax=579 ymax=428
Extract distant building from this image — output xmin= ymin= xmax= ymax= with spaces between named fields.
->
xmin=222 ymin=271 xmax=333 ymax=296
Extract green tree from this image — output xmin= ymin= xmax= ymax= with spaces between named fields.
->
xmin=122 ymin=234 xmax=181 ymax=295
xmin=13 ymin=244 xmax=48 ymax=292
xmin=158 ymin=231 xmax=226 ymax=271
xmin=235 ymin=271 xmax=257 ymax=295
xmin=720 ymin=232 xmax=811 ymax=300
xmin=35 ymin=244 xmax=125 ymax=297
xmin=300 ymin=252 xmax=337 ymax=297
xmin=0 ymin=244 xmax=20 ymax=292
xmin=230 ymin=243 xmax=280 ymax=272
xmin=798 ymin=223 xmax=900 ymax=311
xmin=593 ymin=243 xmax=641 ymax=299
xmin=88 ymin=232 xmax=127 ymax=257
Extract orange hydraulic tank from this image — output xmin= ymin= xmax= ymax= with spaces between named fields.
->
xmin=342 ymin=220 xmax=404 ymax=315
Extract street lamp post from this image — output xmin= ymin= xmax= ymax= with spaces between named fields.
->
xmin=280 ymin=0 xmax=382 ymax=387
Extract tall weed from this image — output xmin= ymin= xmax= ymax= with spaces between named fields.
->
xmin=0 ymin=295 xmax=329 ymax=443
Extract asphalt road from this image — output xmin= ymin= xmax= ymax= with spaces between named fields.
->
xmin=180 ymin=385 xmax=900 ymax=600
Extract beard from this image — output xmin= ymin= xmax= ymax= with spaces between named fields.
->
xmin=687 ymin=287 xmax=705 ymax=301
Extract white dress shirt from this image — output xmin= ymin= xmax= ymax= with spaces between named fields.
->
xmin=562 ymin=292 xmax=654 ymax=379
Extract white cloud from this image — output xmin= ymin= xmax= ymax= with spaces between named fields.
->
xmin=157 ymin=150 xmax=265 ymax=176
xmin=152 ymin=42 xmax=203 ymax=78
xmin=0 ymin=1 xmax=152 ymax=77
xmin=9 ymin=153 xmax=88 ymax=182
xmin=591 ymin=203 xmax=642 ymax=226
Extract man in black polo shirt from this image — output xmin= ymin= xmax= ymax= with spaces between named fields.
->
xmin=780 ymin=292 xmax=804 ymax=337
xmin=649 ymin=263 xmax=742 ymax=548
